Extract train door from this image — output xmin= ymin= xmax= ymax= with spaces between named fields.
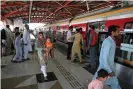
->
xmin=115 ymin=22 xmax=133 ymax=86
xmin=88 ymin=21 xmax=106 ymax=55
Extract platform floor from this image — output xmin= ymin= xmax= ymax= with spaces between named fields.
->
xmin=1 ymin=41 xmax=132 ymax=89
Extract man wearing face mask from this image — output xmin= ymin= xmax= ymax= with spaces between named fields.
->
xmin=23 ymin=24 xmax=32 ymax=60
xmin=93 ymin=25 xmax=121 ymax=89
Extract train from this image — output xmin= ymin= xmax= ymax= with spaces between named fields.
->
xmin=45 ymin=6 xmax=133 ymax=86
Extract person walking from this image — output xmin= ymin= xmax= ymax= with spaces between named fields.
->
xmin=11 ymin=32 xmax=23 ymax=63
xmin=35 ymin=32 xmax=48 ymax=80
xmin=93 ymin=25 xmax=121 ymax=89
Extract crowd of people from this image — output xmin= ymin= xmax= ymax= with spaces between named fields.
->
xmin=1 ymin=23 xmax=121 ymax=89
xmin=1 ymin=24 xmax=55 ymax=80
xmin=66 ymin=25 xmax=121 ymax=89
xmin=66 ymin=25 xmax=98 ymax=67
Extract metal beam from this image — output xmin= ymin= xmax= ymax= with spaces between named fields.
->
xmin=2 ymin=9 xmax=50 ymax=17
xmin=92 ymin=2 xmax=115 ymax=9
xmin=56 ymin=2 xmax=73 ymax=16
xmin=29 ymin=0 xmax=33 ymax=23
xmin=65 ymin=5 xmax=87 ymax=11
xmin=40 ymin=0 xmax=71 ymax=23
xmin=1 ymin=3 xmax=28 ymax=8
xmin=86 ymin=1 xmax=89 ymax=11
xmin=33 ymin=1 xmax=59 ymax=6
xmin=2 ymin=5 xmax=29 ymax=19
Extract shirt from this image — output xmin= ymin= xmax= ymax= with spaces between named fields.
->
xmin=15 ymin=35 xmax=22 ymax=47
xmin=99 ymin=36 xmax=116 ymax=73
xmin=35 ymin=38 xmax=45 ymax=51
xmin=45 ymin=41 xmax=53 ymax=48
xmin=70 ymin=33 xmax=83 ymax=46
xmin=88 ymin=79 xmax=103 ymax=89
xmin=67 ymin=30 xmax=73 ymax=42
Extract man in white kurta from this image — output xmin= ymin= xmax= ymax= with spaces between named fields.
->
xmin=93 ymin=25 xmax=121 ymax=89
xmin=23 ymin=24 xmax=32 ymax=60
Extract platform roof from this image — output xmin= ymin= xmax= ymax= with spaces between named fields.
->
xmin=1 ymin=0 xmax=122 ymax=24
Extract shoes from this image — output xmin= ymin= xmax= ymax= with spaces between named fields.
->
xmin=11 ymin=60 xmax=18 ymax=63
xmin=27 ymin=58 xmax=30 ymax=60
xmin=11 ymin=60 xmax=25 ymax=63
xmin=18 ymin=60 xmax=25 ymax=63
xmin=44 ymin=76 xmax=48 ymax=80
xmin=23 ymin=58 xmax=30 ymax=61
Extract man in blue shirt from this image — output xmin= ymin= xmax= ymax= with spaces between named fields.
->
xmin=93 ymin=25 xmax=121 ymax=89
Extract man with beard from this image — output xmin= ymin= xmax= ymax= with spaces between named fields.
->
xmin=93 ymin=25 xmax=121 ymax=89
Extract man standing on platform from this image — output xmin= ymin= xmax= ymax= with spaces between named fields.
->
xmin=93 ymin=25 xmax=121 ymax=89
xmin=66 ymin=26 xmax=73 ymax=60
xmin=23 ymin=24 xmax=32 ymax=60
xmin=88 ymin=25 xmax=98 ymax=68
xmin=4 ymin=25 xmax=14 ymax=55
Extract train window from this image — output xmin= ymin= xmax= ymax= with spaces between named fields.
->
xmin=124 ymin=22 xmax=133 ymax=29
xmin=90 ymin=21 xmax=105 ymax=31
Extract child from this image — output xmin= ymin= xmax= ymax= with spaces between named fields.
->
xmin=88 ymin=69 xmax=109 ymax=89
xmin=11 ymin=32 xmax=23 ymax=63
xmin=44 ymin=37 xmax=54 ymax=59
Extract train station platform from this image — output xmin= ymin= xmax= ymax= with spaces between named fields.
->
xmin=1 ymin=42 xmax=111 ymax=89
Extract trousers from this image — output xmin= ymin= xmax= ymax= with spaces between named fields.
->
xmin=71 ymin=44 xmax=82 ymax=62
xmin=37 ymin=49 xmax=47 ymax=77
xmin=67 ymin=42 xmax=73 ymax=59
xmin=23 ymin=45 xmax=29 ymax=59
xmin=13 ymin=46 xmax=23 ymax=61
xmin=89 ymin=46 xmax=96 ymax=65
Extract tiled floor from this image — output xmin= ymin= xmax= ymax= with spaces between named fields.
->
xmin=1 ymin=52 xmax=62 ymax=89
xmin=55 ymin=41 xmax=133 ymax=89
xmin=1 ymin=42 xmax=112 ymax=89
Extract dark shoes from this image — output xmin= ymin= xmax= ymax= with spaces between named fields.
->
xmin=23 ymin=58 xmax=30 ymax=61
xmin=11 ymin=58 xmax=30 ymax=63
xmin=11 ymin=60 xmax=25 ymax=63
